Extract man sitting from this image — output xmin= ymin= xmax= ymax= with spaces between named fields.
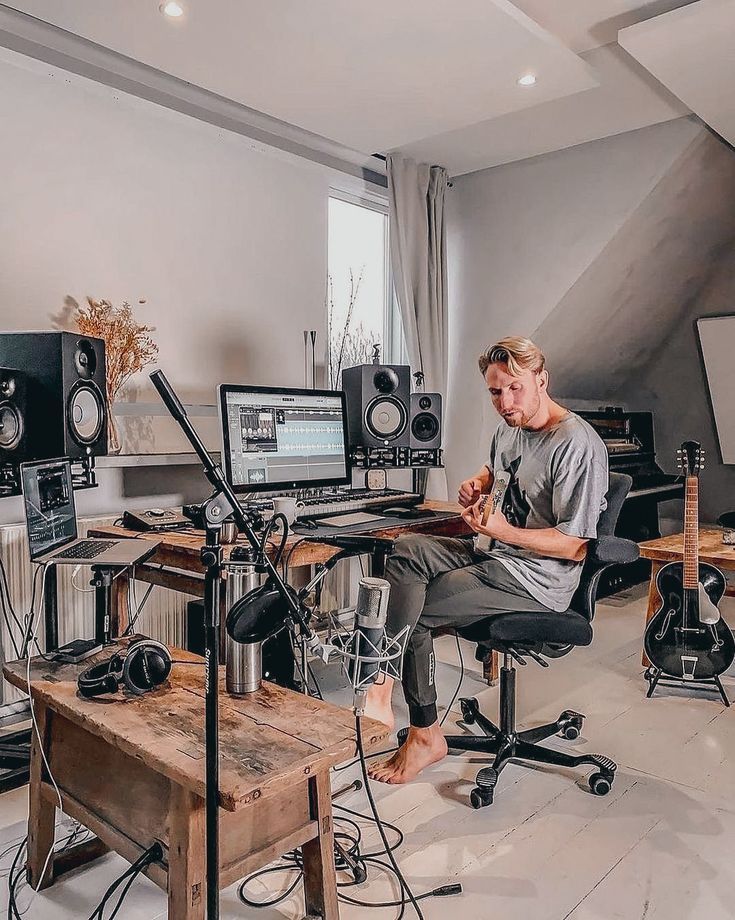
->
xmin=365 ymin=336 xmax=608 ymax=784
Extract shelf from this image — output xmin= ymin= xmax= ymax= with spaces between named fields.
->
xmin=95 ymin=452 xmax=221 ymax=469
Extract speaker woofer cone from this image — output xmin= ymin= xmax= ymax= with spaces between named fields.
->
xmin=365 ymin=396 xmax=407 ymax=441
xmin=68 ymin=382 xmax=104 ymax=445
xmin=411 ymin=412 xmax=440 ymax=443
xmin=0 ymin=403 xmax=22 ymax=450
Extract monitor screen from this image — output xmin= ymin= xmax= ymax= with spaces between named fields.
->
xmin=218 ymin=385 xmax=350 ymax=492
xmin=21 ymin=459 xmax=77 ymax=560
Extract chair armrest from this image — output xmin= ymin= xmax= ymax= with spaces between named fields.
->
xmin=588 ymin=536 xmax=640 ymax=566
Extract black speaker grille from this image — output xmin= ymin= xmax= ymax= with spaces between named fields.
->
xmin=0 ymin=404 xmax=22 ymax=450
xmin=411 ymin=412 xmax=440 ymax=443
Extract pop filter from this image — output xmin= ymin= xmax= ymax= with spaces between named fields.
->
xmin=226 ymin=580 xmax=302 ymax=644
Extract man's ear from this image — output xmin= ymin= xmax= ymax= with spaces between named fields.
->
xmin=538 ymin=369 xmax=549 ymax=391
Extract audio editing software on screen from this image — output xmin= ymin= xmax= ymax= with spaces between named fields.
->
xmin=22 ymin=460 xmax=77 ymax=557
xmin=224 ymin=390 xmax=347 ymax=488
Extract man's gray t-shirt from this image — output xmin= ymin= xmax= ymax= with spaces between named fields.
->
xmin=479 ymin=413 xmax=608 ymax=612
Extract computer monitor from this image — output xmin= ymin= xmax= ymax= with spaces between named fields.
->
xmin=218 ymin=385 xmax=350 ymax=493
xmin=21 ymin=458 xmax=78 ymax=561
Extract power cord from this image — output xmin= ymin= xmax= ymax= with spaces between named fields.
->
xmin=86 ymin=842 xmax=162 ymax=920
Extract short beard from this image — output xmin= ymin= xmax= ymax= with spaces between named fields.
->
xmin=503 ymin=393 xmax=541 ymax=428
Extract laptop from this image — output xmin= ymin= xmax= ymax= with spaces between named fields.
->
xmin=21 ymin=458 xmax=160 ymax=566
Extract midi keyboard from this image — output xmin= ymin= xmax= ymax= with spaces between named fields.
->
xmin=296 ymin=488 xmax=423 ymax=520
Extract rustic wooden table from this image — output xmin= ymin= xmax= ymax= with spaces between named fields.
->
xmin=3 ymin=642 xmax=389 ymax=920
xmin=638 ymin=527 xmax=735 ymax=666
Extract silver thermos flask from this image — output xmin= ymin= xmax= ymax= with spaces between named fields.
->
xmin=225 ymin=550 xmax=263 ymax=695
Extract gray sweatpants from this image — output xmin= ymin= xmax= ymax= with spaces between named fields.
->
xmin=384 ymin=533 xmax=553 ymax=727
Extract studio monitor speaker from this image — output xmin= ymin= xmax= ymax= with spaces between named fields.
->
xmin=342 ymin=363 xmax=411 ymax=448
xmin=0 ymin=368 xmax=28 ymax=463
xmin=410 ymin=393 xmax=442 ymax=450
xmin=0 ymin=332 xmax=108 ymax=460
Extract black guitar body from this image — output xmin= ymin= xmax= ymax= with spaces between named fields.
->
xmin=644 ymin=561 xmax=733 ymax=680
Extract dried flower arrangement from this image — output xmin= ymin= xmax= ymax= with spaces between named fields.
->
xmin=71 ymin=297 xmax=159 ymax=452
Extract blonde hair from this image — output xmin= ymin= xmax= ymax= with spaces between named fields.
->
xmin=478 ymin=337 xmax=546 ymax=377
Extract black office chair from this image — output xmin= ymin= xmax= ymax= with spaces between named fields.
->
xmin=440 ymin=472 xmax=638 ymax=808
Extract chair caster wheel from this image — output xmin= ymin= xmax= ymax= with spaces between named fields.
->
xmin=470 ymin=787 xmax=493 ymax=809
xmin=460 ymin=698 xmax=478 ymax=725
xmin=558 ymin=712 xmax=583 ymax=740
xmin=589 ymin=772 xmax=613 ymax=796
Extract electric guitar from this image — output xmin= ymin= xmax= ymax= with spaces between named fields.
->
xmin=474 ymin=471 xmax=510 ymax=553
xmin=644 ymin=440 xmax=734 ymax=682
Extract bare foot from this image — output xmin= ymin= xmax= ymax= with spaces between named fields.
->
xmin=363 ymin=675 xmax=396 ymax=732
xmin=368 ymin=724 xmax=448 ymax=784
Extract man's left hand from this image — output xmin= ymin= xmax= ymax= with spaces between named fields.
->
xmin=461 ymin=501 xmax=512 ymax=542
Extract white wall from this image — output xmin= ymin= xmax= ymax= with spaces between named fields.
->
xmin=445 ymin=116 xmax=702 ymax=492
xmin=0 ymin=47 xmax=382 ymax=524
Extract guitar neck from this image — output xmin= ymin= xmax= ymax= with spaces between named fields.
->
xmin=683 ymin=474 xmax=699 ymax=589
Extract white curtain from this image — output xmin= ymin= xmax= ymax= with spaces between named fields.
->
xmin=387 ymin=154 xmax=449 ymax=498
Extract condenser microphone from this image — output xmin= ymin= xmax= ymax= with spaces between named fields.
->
xmin=350 ymin=576 xmax=390 ymax=713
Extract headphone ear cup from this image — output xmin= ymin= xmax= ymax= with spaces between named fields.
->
xmin=78 ymin=655 xmax=123 ymax=698
xmin=122 ymin=640 xmax=172 ymax=695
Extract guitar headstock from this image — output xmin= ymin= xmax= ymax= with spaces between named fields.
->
xmin=677 ymin=440 xmax=704 ymax=477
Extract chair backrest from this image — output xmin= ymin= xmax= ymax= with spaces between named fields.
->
xmin=596 ymin=472 xmax=631 ymax=537
xmin=570 ymin=471 xmax=632 ymax=621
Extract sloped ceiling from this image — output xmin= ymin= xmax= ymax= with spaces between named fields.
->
xmin=1 ymin=0 xmax=724 ymax=174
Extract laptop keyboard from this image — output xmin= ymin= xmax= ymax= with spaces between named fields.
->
xmin=55 ymin=540 xmax=118 ymax=560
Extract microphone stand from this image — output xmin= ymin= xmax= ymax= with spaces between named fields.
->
xmin=149 ymin=371 xmax=313 ymax=920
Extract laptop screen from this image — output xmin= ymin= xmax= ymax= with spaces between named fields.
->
xmin=21 ymin=459 xmax=78 ymax=560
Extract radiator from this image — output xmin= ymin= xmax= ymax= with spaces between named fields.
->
xmin=0 ymin=517 xmax=194 ymax=707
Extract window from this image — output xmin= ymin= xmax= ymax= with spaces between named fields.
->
xmin=327 ymin=192 xmax=405 ymax=388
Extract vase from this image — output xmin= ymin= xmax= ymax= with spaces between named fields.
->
xmin=107 ymin=401 xmax=122 ymax=455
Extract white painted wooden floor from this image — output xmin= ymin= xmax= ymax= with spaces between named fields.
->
xmin=3 ymin=584 xmax=735 ymax=919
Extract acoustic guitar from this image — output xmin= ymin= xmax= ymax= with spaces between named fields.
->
xmin=643 ymin=440 xmax=734 ymax=692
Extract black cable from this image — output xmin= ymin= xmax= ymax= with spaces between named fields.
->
xmin=123 ymin=582 xmax=155 ymax=637
xmin=355 ymin=716 xmax=425 ymax=920
xmin=0 ymin=555 xmax=24 ymax=640
xmin=236 ymin=720 xmax=462 ymax=918
xmin=86 ymin=842 xmax=162 ymax=920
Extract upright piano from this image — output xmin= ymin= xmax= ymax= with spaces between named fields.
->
xmin=577 ymin=408 xmax=684 ymax=594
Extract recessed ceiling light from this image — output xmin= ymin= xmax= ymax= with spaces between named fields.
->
xmin=160 ymin=1 xmax=184 ymax=17
xmin=517 ymin=73 xmax=537 ymax=87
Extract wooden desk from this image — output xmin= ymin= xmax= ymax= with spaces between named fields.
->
xmin=639 ymin=528 xmax=735 ymax=665
xmin=89 ymin=500 xmax=469 ymax=636
xmin=3 ymin=642 xmax=388 ymax=920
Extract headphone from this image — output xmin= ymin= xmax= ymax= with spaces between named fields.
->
xmin=77 ymin=639 xmax=172 ymax=699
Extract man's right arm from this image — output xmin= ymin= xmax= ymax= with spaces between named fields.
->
xmin=457 ymin=465 xmax=494 ymax=507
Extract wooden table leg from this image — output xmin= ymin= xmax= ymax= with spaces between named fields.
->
xmin=642 ymin=562 xmax=661 ymax=668
xmin=168 ymin=786 xmax=206 ymax=920
xmin=302 ymin=771 xmax=339 ymax=920
xmin=110 ymin=569 xmax=130 ymax=638
xmin=483 ymin=650 xmax=499 ymax=685
xmin=26 ymin=702 xmax=55 ymax=891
